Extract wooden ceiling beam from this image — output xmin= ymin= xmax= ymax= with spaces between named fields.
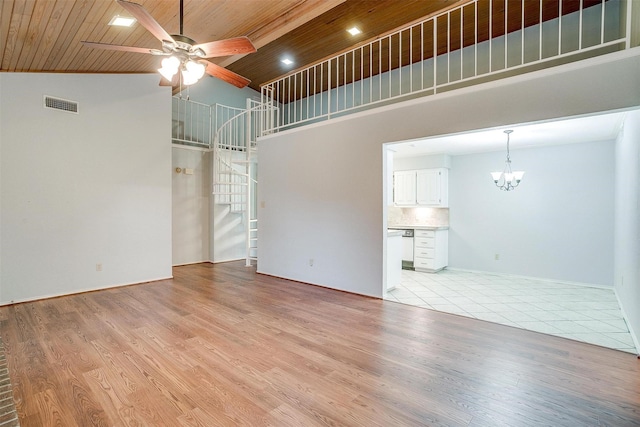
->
xmin=215 ymin=0 xmax=346 ymax=68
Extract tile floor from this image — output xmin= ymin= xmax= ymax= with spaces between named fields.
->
xmin=385 ymin=268 xmax=638 ymax=354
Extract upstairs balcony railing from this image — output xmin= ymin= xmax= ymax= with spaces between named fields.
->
xmin=260 ymin=0 xmax=633 ymax=134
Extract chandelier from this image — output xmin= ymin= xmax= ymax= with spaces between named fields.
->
xmin=490 ymin=130 xmax=524 ymax=191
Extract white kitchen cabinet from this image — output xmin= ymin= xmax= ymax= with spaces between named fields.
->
xmin=394 ymin=168 xmax=448 ymax=207
xmin=393 ymin=170 xmax=416 ymax=205
xmin=416 ymin=168 xmax=448 ymax=207
xmin=413 ymin=229 xmax=448 ymax=273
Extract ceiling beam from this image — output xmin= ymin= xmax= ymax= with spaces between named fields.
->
xmin=215 ymin=0 xmax=346 ymax=68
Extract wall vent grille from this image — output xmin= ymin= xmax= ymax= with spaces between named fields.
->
xmin=44 ymin=95 xmax=79 ymax=114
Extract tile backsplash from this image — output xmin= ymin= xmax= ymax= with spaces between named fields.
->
xmin=388 ymin=207 xmax=449 ymax=227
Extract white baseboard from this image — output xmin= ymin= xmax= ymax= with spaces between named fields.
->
xmin=445 ymin=267 xmax=613 ymax=289
xmin=614 ymin=289 xmax=640 ymax=356
xmin=0 ymin=275 xmax=173 ymax=306
xmin=210 ymin=257 xmax=245 ymax=264
xmin=172 ymin=260 xmax=211 ymax=267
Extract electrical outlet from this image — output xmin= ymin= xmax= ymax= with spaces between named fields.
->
xmin=309 ymin=259 xmax=314 ymax=267
xmin=96 ymin=263 xmax=103 ymax=272
xmin=494 ymin=254 xmax=500 ymax=261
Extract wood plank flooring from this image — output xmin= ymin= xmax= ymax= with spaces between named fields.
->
xmin=1 ymin=261 xmax=639 ymax=426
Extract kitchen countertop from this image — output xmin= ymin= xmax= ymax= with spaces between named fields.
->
xmin=388 ymin=225 xmax=449 ymax=230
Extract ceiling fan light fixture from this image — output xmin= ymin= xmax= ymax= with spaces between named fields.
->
xmin=158 ymin=56 xmax=180 ymax=81
xmin=182 ymin=60 xmax=206 ymax=85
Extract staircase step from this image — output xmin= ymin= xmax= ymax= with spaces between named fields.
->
xmin=216 ymin=170 xmax=247 ymax=175
xmin=213 ymin=181 xmax=248 ymax=185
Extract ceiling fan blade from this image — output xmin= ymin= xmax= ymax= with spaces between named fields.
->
xmin=81 ymin=41 xmax=154 ymax=54
xmin=205 ymin=61 xmax=251 ymax=88
xmin=116 ymin=0 xmax=174 ymax=43
xmin=193 ymin=37 xmax=257 ymax=58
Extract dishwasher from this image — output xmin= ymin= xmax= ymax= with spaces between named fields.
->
xmin=401 ymin=229 xmax=414 ymax=270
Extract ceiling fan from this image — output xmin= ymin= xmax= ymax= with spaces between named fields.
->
xmin=82 ymin=0 xmax=256 ymax=88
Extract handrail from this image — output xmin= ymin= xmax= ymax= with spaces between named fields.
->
xmin=260 ymin=0 xmax=630 ymax=134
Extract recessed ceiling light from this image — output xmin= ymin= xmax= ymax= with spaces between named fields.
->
xmin=347 ymin=27 xmax=362 ymax=36
xmin=281 ymin=58 xmax=293 ymax=65
xmin=109 ymin=15 xmax=136 ymax=27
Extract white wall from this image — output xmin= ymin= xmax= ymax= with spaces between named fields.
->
xmin=0 ymin=73 xmax=172 ymax=304
xmin=449 ymin=141 xmax=615 ymax=285
xmin=172 ymin=147 xmax=210 ymax=265
xmin=614 ymin=110 xmax=640 ymax=348
xmin=258 ymin=123 xmax=383 ymax=296
xmin=258 ymin=49 xmax=640 ymax=298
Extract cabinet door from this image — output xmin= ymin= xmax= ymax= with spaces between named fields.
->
xmin=393 ymin=171 xmax=416 ymax=205
xmin=416 ymin=168 xmax=448 ymax=207
xmin=416 ymin=169 xmax=440 ymax=205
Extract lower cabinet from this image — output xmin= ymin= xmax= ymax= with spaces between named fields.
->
xmin=413 ymin=229 xmax=448 ymax=273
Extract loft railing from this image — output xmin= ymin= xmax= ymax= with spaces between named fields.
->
xmin=260 ymin=0 xmax=632 ymax=134
xmin=172 ymin=97 xmax=212 ymax=147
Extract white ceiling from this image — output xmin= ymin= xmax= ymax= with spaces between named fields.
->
xmin=389 ymin=111 xmax=627 ymax=158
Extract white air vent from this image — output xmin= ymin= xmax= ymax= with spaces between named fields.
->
xmin=44 ymin=95 xmax=79 ymax=114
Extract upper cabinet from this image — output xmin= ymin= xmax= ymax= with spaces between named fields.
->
xmin=416 ymin=168 xmax=448 ymax=207
xmin=393 ymin=170 xmax=417 ymax=206
xmin=394 ymin=168 xmax=448 ymax=207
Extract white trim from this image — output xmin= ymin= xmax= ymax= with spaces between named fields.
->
xmin=445 ymin=267 xmax=614 ymax=289
xmin=172 ymin=260 xmax=211 ymax=267
xmin=171 ymin=143 xmax=212 ymax=152
xmin=614 ymin=288 xmax=640 ymax=356
xmin=211 ymin=257 xmax=245 ymax=264
xmin=256 ymin=269 xmax=381 ymax=299
xmin=0 ymin=276 xmax=173 ymax=306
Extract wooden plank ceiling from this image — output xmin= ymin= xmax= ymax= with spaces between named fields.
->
xmin=0 ymin=0 xmax=344 ymax=85
xmin=0 ymin=0 xmax=605 ymax=92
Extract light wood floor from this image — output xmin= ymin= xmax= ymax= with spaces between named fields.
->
xmin=1 ymin=261 xmax=639 ymax=426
